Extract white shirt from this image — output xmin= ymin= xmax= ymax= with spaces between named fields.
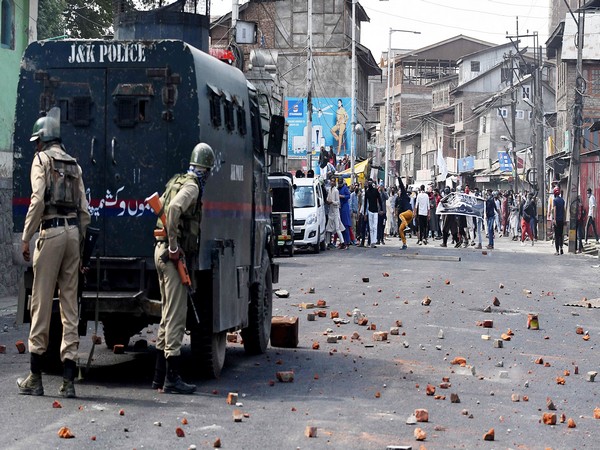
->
xmin=416 ymin=192 xmax=430 ymax=216
xmin=589 ymin=193 xmax=596 ymax=217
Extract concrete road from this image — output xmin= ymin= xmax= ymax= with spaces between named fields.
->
xmin=0 ymin=235 xmax=599 ymax=449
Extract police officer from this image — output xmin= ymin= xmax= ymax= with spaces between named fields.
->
xmin=152 ymin=143 xmax=215 ymax=394
xmin=17 ymin=111 xmax=90 ymax=398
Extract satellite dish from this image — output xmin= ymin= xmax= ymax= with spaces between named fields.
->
xmin=355 ymin=123 xmax=364 ymax=135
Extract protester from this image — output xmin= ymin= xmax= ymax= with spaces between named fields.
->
xmin=485 ymin=189 xmax=499 ymax=249
xmin=551 ymin=187 xmax=565 ymax=255
xmin=363 ymin=178 xmax=382 ymax=248
xmin=377 ymin=184 xmax=388 ymax=245
xmin=395 ymin=177 xmax=414 ymax=250
xmin=325 ymin=176 xmax=345 ymax=249
xmin=521 ymin=193 xmax=536 ymax=246
xmin=415 ymin=185 xmax=430 ymax=245
xmin=338 ymin=179 xmax=352 ymax=249
xmin=585 ymin=187 xmax=599 ymax=244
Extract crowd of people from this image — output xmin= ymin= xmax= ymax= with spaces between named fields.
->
xmin=315 ymin=173 xmax=598 ymax=256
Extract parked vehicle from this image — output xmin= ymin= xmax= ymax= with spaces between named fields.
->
xmin=292 ymin=177 xmax=326 ymax=253
xmin=268 ymin=173 xmax=295 ymax=257
xmin=13 ymin=38 xmax=284 ymax=378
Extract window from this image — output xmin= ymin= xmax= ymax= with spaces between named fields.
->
xmin=1 ymin=0 xmax=14 ymax=49
xmin=207 ymin=84 xmax=222 ymax=128
xmin=528 ymin=110 xmax=533 ymax=120
xmin=497 ymin=108 xmax=508 ymax=118
xmin=516 ymin=110 xmax=525 ymax=120
xmin=456 ymin=139 xmax=466 ymax=159
xmin=477 ymin=148 xmax=489 ymax=160
xmin=223 ymin=96 xmax=235 ymax=132
xmin=480 ymin=116 xmax=487 ymax=134
xmin=590 ymin=68 xmax=600 ymax=95
xmin=455 ymin=102 xmax=463 ymax=122
xmin=522 ymin=85 xmax=531 ymax=99
xmin=471 ymin=61 xmax=480 ymax=72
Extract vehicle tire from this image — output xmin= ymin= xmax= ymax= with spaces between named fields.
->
xmin=241 ymin=250 xmax=272 ymax=355
xmin=102 ymin=317 xmax=145 ymax=349
xmin=319 ymin=232 xmax=327 ymax=251
xmin=191 ymin=329 xmax=227 ymax=379
xmin=313 ymin=228 xmax=321 ymax=253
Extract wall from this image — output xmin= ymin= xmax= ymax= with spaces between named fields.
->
xmin=0 ymin=0 xmax=35 ymax=296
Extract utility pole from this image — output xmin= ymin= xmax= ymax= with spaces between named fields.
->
xmin=510 ymin=51 xmax=518 ymax=194
xmin=306 ymin=0 xmax=313 ymax=171
xmin=534 ymin=36 xmax=546 ymax=240
xmin=567 ymin=3 xmax=585 ymax=253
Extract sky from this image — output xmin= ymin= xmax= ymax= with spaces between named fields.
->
xmin=210 ymin=0 xmax=551 ymax=59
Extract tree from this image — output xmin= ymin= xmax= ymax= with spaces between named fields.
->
xmin=63 ymin=0 xmax=114 ymax=38
xmin=37 ymin=0 xmax=66 ymax=40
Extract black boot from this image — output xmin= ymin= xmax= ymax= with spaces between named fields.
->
xmin=17 ymin=353 xmax=44 ymax=396
xmin=152 ymin=351 xmax=166 ymax=390
xmin=59 ymin=359 xmax=77 ymax=398
xmin=164 ymin=356 xmax=196 ymax=394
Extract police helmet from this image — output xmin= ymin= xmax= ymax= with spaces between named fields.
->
xmin=30 ymin=116 xmax=60 ymax=142
xmin=190 ymin=143 xmax=215 ymax=169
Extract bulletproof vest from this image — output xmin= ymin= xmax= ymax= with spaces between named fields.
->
xmin=158 ymin=173 xmax=202 ymax=254
xmin=41 ymin=146 xmax=80 ymax=216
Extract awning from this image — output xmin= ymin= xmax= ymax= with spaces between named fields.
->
xmin=339 ymin=159 xmax=370 ymax=184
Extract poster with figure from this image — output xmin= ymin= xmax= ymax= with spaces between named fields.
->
xmin=285 ymin=97 xmax=350 ymax=161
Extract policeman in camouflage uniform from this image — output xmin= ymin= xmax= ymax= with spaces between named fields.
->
xmin=17 ymin=112 xmax=90 ymax=398
xmin=152 ymin=143 xmax=215 ymax=394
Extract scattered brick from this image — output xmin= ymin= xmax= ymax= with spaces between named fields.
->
xmin=415 ymin=409 xmax=429 ymax=422
xmin=444 ymin=279 xmax=450 ymax=285
xmin=119 ymin=409 xmax=125 ymax=416
xmin=52 ymin=400 xmax=62 ymax=408
xmin=357 ymin=317 xmax=369 ymax=326
xmin=15 ymin=340 xmax=26 ymax=354
xmin=493 ymin=297 xmax=500 ymax=306
xmin=414 ymin=427 xmax=427 ymax=441
xmin=434 ymin=395 xmax=446 ymax=400
xmin=522 ymin=396 xmax=529 ymax=402
xmin=175 ymin=427 xmax=185 ymax=437
xmin=181 ymin=417 xmax=188 ymax=425
xmin=0 ymin=345 xmax=5 ymax=354
xmin=375 ymin=391 xmax=381 ymax=398
xmin=305 ymin=426 xmax=317 ymax=438
xmin=113 ymin=344 xmax=125 ymax=354
xmin=312 ymin=341 xmax=320 ymax=350
xmin=426 ymin=384 xmax=436 ymax=396
xmin=350 ymin=332 xmax=360 ymax=340
xmin=564 ymin=370 xmax=570 ymax=377
xmin=317 ymin=310 xmax=327 ymax=317
xmin=439 ymin=383 xmax=450 ymax=389
xmin=544 ymin=362 xmax=551 ymax=367
xmin=421 ymin=296 xmax=431 ymax=306
xmin=450 ymin=393 xmax=460 ymax=403
xmin=362 ymin=277 xmax=369 ymax=283
xmin=213 ymin=437 xmax=222 ymax=448
xmin=560 ymin=413 xmax=566 ymax=423
xmin=483 ymin=428 xmax=495 ymax=441
xmin=233 ymin=409 xmax=243 ymax=422
xmin=316 ymin=299 xmax=327 ymax=307
xmin=276 ymin=371 xmax=294 ymax=382
xmin=373 ymin=331 xmax=388 ymax=341
xmin=390 ymin=327 xmax=400 ymax=335
xmin=594 ymin=407 xmax=600 ymax=419
xmin=556 ymin=377 xmax=566 ymax=385
xmin=227 ymin=393 xmax=238 ymax=405
xmin=330 ymin=311 xmax=339 ymax=319
xmin=534 ymin=357 xmax=544 ymax=365
xmin=451 ymin=357 xmax=467 ymax=366
xmin=576 ymin=327 xmax=584 ymax=335
xmin=482 ymin=320 xmax=493 ymax=328
xmin=546 ymin=398 xmax=556 ymax=410
xmin=542 ymin=413 xmax=557 ymax=425
xmin=383 ymin=272 xmax=390 ymax=277
xmin=511 ymin=394 xmax=520 ymax=402
xmin=58 ymin=427 xmax=75 ymax=439
xmin=567 ymin=418 xmax=576 ymax=428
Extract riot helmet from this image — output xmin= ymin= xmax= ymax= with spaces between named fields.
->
xmin=190 ymin=143 xmax=215 ymax=169
xmin=30 ymin=116 xmax=60 ymax=143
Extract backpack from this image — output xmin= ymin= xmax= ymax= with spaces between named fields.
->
xmin=41 ymin=147 xmax=80 ymax=215
xmin=158 ymin=173 xmax=202 ymax=254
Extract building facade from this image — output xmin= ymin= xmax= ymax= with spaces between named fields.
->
xmin=1 ymin=0 xmax=37 ymax=295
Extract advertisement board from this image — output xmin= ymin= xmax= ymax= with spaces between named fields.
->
xmin=285 ymin=97 xmax=351 ymax=161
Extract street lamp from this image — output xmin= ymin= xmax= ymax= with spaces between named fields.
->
xmin=384 ymin=28 xmax=420 ymax=187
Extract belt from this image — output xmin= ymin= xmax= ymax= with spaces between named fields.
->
xmin=41 ymin=217 xmax=78 ymax=230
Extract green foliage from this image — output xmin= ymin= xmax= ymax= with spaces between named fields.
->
xmin=63 ymin=0 xmax=114 ymax=38
xmin=37 ymin=0 xmax=66 ymax=40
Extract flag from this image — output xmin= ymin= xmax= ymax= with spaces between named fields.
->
xmin=437 ymin=147 xmax=447 ymax=180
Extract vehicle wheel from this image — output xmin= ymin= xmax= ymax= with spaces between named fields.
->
xmin=319 ymin=233 xmax=327 ymax=251
xmin=241 ymin=250 xmax=272 ymax=355
xmin=313 ymin=228 xmax=321 ymax=253
xmin=102 ymin=317 xmax=145 ymax=349
xmin=191 ymin=329 xmax=227 ymax=379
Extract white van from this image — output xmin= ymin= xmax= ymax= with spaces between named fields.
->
xmin=292 ymin=177 xmax=327 ymax=253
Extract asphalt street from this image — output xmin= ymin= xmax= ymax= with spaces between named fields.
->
xmin=0 ymin=234 xmax=599 ymax=449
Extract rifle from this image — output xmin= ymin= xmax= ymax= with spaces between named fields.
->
xmin=145 ymin=192 xmax=200 ymax=324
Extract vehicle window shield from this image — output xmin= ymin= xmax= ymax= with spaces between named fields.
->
xmin=293 ymin=186 xmax=315 ymax=208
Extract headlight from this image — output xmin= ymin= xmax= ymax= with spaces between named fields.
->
xmin=305 ymin=212 xmax=317 ymax=225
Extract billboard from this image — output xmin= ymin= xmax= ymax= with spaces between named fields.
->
xmin=285 ymin=97 xmax=351 ymax=161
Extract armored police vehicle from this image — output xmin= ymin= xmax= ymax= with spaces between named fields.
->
xmin=13 ymin=38 xmax=284 ymax=378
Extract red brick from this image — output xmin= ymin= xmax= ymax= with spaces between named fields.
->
xmin=414 ymin=427 xmax=427 ymax=441
xmin=483 ymin=428 xmax=495 ymax=441
xmin=270 ymin=316 xmax=299 ymax=348
xmin=305 ymin=426 xmax=317 ymax=438
xmin=542 ymin=413 xmax=557 ymax=425
xmin=15 ymin=340 xmax=26 ymax=354
xmin=415 ymin=408 xmax=429 ymax=422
